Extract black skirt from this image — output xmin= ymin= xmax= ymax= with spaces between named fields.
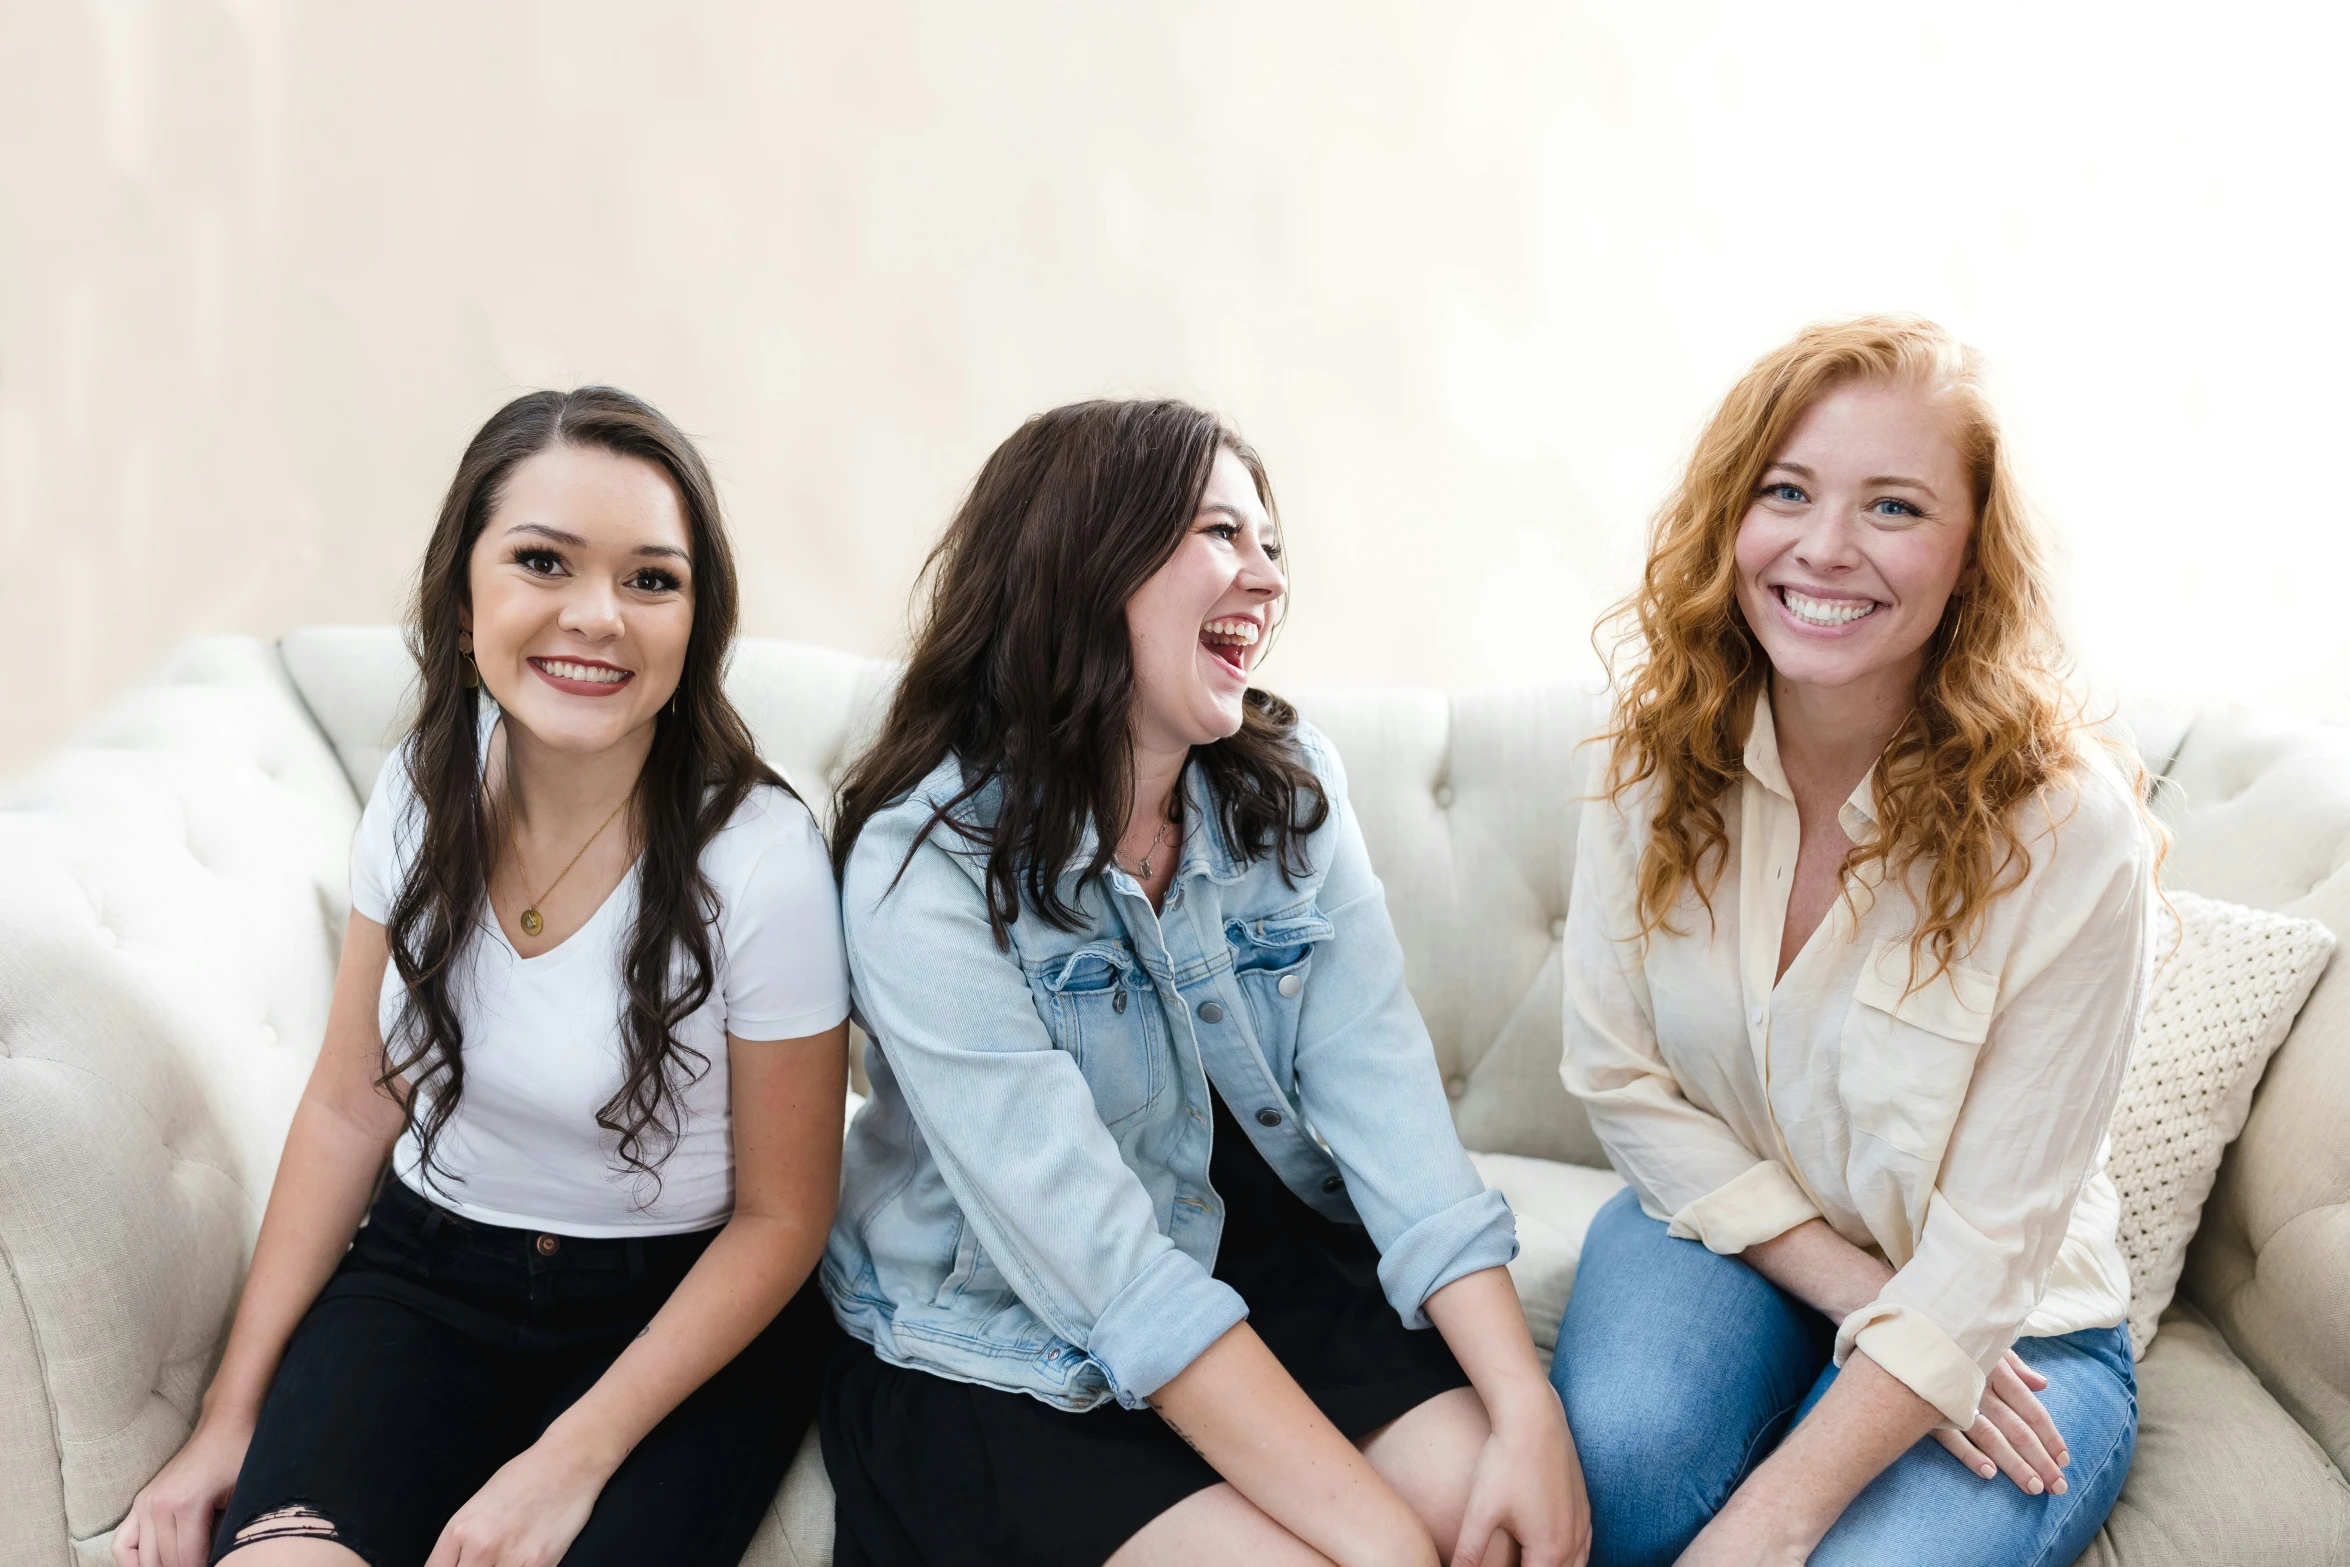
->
xmin=820 ymin=1089 xmax=1473 ymax=1567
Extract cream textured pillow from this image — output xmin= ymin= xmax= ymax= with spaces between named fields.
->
xmin=2109 ymin=891 xmax=2335 ymax=1355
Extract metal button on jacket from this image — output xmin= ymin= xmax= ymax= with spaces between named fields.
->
xmin=1198 ymin=1001 xmax=1224 ymax=1024
xmin=1322 ymin=1174 xmax=1344 ymax=1193
xmin=1256 ymin=1108 xmax=1283 ymax=1128
xmin=1112 ymin=990 xmax=1128 ymax=1013
xmin=1277 ymin=973 xmax=1302 ymax=998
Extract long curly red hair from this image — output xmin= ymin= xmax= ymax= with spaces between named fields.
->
xmin=1601 ymin=315 xmax=2132 ymax=981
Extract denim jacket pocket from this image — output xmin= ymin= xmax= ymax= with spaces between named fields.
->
xmin=1029 ymin=940 xmax=1165 ymax=1128
xmin=1227 ymin=908 xmax=1336 ymax=1087
xmin=1841 ymin=938 xmax=1997 ymax=1161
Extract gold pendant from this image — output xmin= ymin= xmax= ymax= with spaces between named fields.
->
xmin=520 ymin=906 xmax=545 ymax=937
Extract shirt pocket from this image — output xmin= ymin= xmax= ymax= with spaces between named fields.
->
xmin=1841 ymin=938 xmax=1999 ymax=1162
xmin=1227 ymin=907 xmax=1336 ymax=1087
xmin=1029 ymin=940 xmax=1166 ymax=1128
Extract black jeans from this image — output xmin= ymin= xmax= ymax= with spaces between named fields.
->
xmin=216 ymin=1177 xmax=837 ymax=1566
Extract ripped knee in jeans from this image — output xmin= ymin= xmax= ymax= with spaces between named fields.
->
xmin=226 ymin=1503 xmax=346 ymax=1549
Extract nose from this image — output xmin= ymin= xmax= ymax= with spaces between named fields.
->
xmin=556 ymin=577 xmax=626 ymax=642
xmin=1236 ymin=535 xmax=1287 ymax=600
xmin=1791 ymin=507 xmax=1864 ymax=575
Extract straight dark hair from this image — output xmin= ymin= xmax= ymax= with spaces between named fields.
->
xmin=831 ymin=398 xmax=1328 ymax=942
xmin=383 ymin=386 xmax=782 ymax=1198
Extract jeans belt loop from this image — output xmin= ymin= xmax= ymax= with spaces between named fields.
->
xmin=417 ymin=1206 xmax=444 ymax=1279
xmin=626 ymin=1236 xmax=645 ymax=1280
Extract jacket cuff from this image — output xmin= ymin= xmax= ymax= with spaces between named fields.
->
xmin=1665 ymin=1161 xmax=1819 ymax=1255
xmin=1085 ymin=1247 xmax=1249 ymax=1410
xmin=1835 ymin=1301 xmax=1988 ymax=1429
xmin=1377 ymin=1186 xmax=1519 ymax=1330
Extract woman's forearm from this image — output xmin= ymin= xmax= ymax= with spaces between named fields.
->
xmin=1424 ymin=1265 xmax=1558 ymax=1423
xmin=201 ymin=1095 xmax=398 ymax=1424
xmin=1152 ymin=1322 xmax=1438 ymax=1567
xmin=535 ymin=1211 xmax=829 ymax=1477
xmin=1703 ymin=1350 xmax=1939 ymax=1553
xmin=1739 ymin=1218 xmax=1893 ymax=1321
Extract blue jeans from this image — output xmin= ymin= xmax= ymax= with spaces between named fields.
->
xmin=1550 ymin=1189 xmax=2137 ymax=1567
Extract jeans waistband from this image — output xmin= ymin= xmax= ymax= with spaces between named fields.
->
xmin=370 ymin=1174 xmax=722 ymax=1282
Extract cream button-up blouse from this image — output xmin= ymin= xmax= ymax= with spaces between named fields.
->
xmin=1561 ymin=695 xmax=2152 ymax=1427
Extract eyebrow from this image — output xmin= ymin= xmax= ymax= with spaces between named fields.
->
xmin=503 ymin=521 xmax=690 ymax=562
xmin=1198 ymin=502 xmax=1250 ymax=522
xmin=1761 ymin=461 xmax=1940 ymax=501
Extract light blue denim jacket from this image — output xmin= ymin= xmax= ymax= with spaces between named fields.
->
xmin=821 ymin=723 xmax=1516 ymax=1412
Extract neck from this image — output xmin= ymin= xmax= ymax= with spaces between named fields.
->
xmin=496 ymin=714 xmax=655 ymax=833
xmin=1125 ymin=735 xmax=1189 ymax=844
xmin=1768 ymin=655 xmax=1920 ymax=805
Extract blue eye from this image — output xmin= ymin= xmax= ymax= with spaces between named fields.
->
xmin=1760 ymin=482 xmax=1807 ymax=504
xmin=1871 ymin=498 xmax=1922 ymax=518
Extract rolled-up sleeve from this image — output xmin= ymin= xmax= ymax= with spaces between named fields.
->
xmin=1834 ymin=794 xmax=2152 ymax=1427
xmin=1287 ymin=732 xmax=1519 ymax=1327
xmin=845 ymin=808 xmax=1245 ymax=1408
xmin=1562 ymin=785 xmax=1820 ymax=1254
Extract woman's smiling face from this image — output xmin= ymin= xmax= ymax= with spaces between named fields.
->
xmin=1124 ymin=447 xmax=1287 ymax=755
xmin=463 ymin=443 xmax=695 ymax=755
xmin=1733 ymin=376 xmax=1975 ymax=700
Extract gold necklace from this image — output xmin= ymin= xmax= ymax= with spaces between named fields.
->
xmin=1115 ymin=799 xmax=1181 ymax=880
xmin=509 ymin=790 xmax=633 ymax=938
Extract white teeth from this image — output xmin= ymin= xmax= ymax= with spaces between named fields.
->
xmin=1201 ymin=618 xmax=1260 ymax=646
xmin=1779 ymin=588 xmax=1877 ymax=627
xmin=540 ymin=659 xmax=629 ymax=683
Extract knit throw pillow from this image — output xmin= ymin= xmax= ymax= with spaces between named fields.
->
xmin=2109 ymin=890 xmax=2335 ymax=1355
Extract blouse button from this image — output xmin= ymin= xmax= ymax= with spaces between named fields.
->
xmin=1112 ymin=990 xmax=1128 ymax=1014
xmin=1749 ymin=1007 xmax=1764 ymax=1026
xmin=1198 ymin=1001 xmax=1224 ymax=1024
xmin=1277 ymin=973 xmax=1302 ymax=998
xmin=534 ymin=1234 xmax=560 ymax=1256
xmin=1256 ymin=1108 xmax=1283 ymax=1128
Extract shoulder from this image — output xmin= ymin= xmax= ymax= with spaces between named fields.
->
xmin=2017 ymin=731 xmax=2152 ymax=874
xmin=1283 ymin=715 xmax=1350 ymax=809
xmin=706 ymin=780 xmax=831 ymax=895
xmin=841 ymin=755 xmax=991 ymax=910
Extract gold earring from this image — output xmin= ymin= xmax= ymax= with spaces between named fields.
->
xmin=462 ymin=651 xmax=481 ymax=690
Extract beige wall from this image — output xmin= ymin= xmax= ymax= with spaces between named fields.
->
xmin=6 ymin=2 xmax=2347 ymax=772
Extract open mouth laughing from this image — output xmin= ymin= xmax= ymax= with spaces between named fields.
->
xmin=1200 ymin=615 xmax=1261 ymax=675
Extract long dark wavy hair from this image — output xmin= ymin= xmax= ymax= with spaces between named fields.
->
xmin=383 ymin=386 xmax=782 ymax=1199
xmin=831 ymin=398 xmax=1329 ymax=944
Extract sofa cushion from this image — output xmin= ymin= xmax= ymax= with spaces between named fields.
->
xmin=2108 ymin=893 xmax=2333 ymax=1355
xmin=2074 ymin=1301 xmax=2350 ymax=1566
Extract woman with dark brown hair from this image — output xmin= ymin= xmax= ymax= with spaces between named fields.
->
xmin=114 ymin=388 xmax=851 ymax=1567
xmin=818 ymin=399 xmax=1587 ymax=1567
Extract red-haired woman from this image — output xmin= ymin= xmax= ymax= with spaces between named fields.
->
xmin=1554 ymin=318 xmax=2153 ymax=1565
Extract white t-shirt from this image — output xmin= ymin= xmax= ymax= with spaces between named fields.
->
xmin=351 ymin=716 xmax=850 ymax=1237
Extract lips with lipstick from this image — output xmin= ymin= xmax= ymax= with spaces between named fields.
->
xmin=1773 ymin=586 xmax=1879 ymax=628
xmin=1200 ymin=615 xmax=1261 ymax=673
xmin=529 ymin=656 xmax=636 ymax=695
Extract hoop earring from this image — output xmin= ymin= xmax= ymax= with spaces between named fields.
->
xmin=462 ymin=651 xmax=481 ymax=690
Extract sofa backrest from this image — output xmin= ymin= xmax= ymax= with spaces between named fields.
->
xmin=2152 ymin=706 xmax=2350 ymax=1474
xmin=275 ymin=627 xmax=1613 ymax=1167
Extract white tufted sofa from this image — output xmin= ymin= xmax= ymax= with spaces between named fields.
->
xmin=4 ymin=629 xmax=2347 ymax=1566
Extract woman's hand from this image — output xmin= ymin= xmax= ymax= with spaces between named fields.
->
xmin=1452 ymin=1383 xmax=1590 ymax=1567
xmin=113 ymin=1411 xmax=253 ymax=1567
xmin=1933 ymin=1350 xmax=2070 ymax=1497
xmin=422 ymin=1435 xmax=613 ymax=1567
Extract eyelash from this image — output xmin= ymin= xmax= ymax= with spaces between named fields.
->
xmin=511 ymin=549 xmax=682 ymax=592
xmin=1757 ymin=484 xmax=1922 ymax=520
xmin=1204 ymin=521 xmax=1282 ymax=560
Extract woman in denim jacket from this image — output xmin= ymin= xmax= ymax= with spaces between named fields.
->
xmin=818 ymin=400 xmax=1586 ymax=1567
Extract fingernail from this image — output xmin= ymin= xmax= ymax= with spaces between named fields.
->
xmin=2052 ymin=1479 xmax=2068 ymax=1495
xmin=2027 ymin=1477 xmax=2043 ymax=1494
xmin=1980 ymin=1464 xmax=1996 ymax=1478
xmin=2057 ymin=1450 xmax=2071 ymax=1466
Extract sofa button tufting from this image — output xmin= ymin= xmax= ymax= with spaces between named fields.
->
xmin=1197 ymin=1001 xmax=1223 ymax=1024
xmin=1550 ymin=918 xmax=1566 ymax=940
xmin=1434 ymin=785 xmax=1455 ymax=808
xmin=1256 ymin=1108 xmax=1283 ymax=1128
xmin=1446 ymin=1076 xmax=1466 ymax=1100
xmin=259 ymin=1025 xmax=278 ymax=1047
